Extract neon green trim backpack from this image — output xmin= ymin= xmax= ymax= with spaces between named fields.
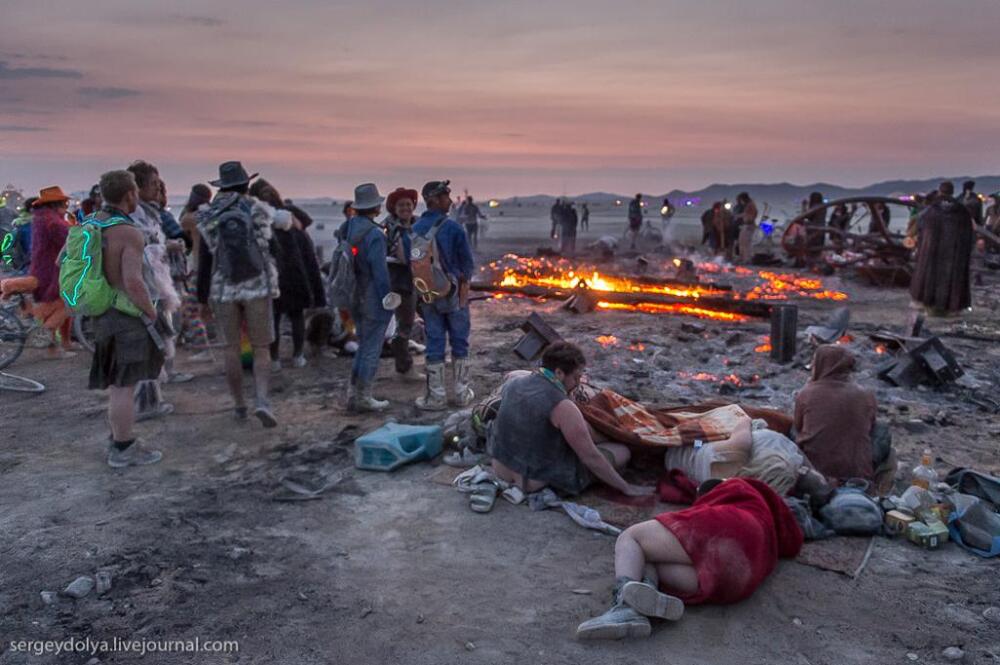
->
xmin=59 ymin=212 xmax=141 ymax=317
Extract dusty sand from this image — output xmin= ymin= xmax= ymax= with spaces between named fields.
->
xmin=2 ymin=221 xmax=999 ymax=665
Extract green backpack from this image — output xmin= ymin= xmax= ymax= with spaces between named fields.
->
xmin=59 ymin=213 xmax=141 ymax=317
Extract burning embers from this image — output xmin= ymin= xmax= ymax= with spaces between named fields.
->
xmin=477 ymin=254 xmax=848 ymax=322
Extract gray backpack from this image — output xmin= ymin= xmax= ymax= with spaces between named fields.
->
xmin=820 ymin=485 xmax=884 ymax=536
xmin=327 ymin=219 xmax=379 ymax=309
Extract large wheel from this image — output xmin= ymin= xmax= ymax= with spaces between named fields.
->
xmin=73 ymin=315 xmax=96 ymax=353
xmin=0 ymin=371 xmax=45 ymax=393
xmin=0 ymin=306 xmax=26 ymax=370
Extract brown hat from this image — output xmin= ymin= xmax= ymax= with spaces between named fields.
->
xmin=35 ymin=185 xmax=70 ymax=207
xmin=386 ymin=187 xmax=418 ymax=214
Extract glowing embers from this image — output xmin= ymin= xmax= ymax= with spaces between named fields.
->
xmin=739 ymin=271 xmax=847 ymax=302
xmin=595 ymin=335 xmax=619 ymax=348
xmin=677 ymin=370 xmax=760 ymax=387
xmin=596 ymin=301 xmax=749 ymax=322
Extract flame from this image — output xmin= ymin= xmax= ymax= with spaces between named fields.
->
xmin=837 ymin=334 xmax=854 ymax=344
xmin=628 ymin=343 xmax=646 ymax=351
xmin=595 ymin=335 xmax=619 ymax=347
xmin=497 ymin=258 xmax=723 ymax=299
xmin=875 ymin=344 xmax=887 ymax=354
xmin=486 ymin=254 xmax=848 ymax=320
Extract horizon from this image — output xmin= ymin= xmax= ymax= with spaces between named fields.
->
xmin=2 ymin=0 xmax=999 ymax=198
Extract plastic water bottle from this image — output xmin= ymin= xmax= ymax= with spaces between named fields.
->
xmin=911 ymin=449 xmax=937 ymax=490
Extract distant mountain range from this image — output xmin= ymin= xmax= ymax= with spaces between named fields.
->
xmin=499 ymin=176 xmax=1000 ymax=207
xmin=154 ymin=175 xmax=1000 ymax=209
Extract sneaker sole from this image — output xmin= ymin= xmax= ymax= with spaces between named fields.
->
xmin=107 ymin=452 xmax=163 ymax=468
xmin=576 ymin=620 xmax=651 ymax=641
xmin=621 ymin=582 xmax=684 ymax=621
xmin=254 ymin=409 xmax=278 ymax=428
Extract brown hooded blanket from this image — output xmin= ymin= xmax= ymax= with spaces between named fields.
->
xmin=794 ymin=345 xmax=876 ymax=481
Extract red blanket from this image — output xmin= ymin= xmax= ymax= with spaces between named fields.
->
xmin=654 ymin=478 xmax=803 ymax=605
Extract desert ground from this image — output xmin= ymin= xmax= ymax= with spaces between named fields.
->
xmin=2 ymin=206 xmax=999 ymax=665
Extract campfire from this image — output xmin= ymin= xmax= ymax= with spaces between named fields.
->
xmin=476 ymin=254 xmax=848 ymax=322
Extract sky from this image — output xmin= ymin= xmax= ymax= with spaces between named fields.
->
xmin=1 ymin=0 xmax=998 ymax=199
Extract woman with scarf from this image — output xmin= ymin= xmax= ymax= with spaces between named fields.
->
xmin=249 ymin=179 xmax=326 ymax=369
xmin=29 ymin=186 xmax=75 ymax=359
xmin=383 ymin=187 xmax=423 ymax=381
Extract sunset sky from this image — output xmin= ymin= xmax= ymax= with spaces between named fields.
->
xmin=1 ymin=0 xmax=998 ymax=198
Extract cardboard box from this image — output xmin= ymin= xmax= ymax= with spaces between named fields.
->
xmin=885 ymin=510 xmax=916 ymax=536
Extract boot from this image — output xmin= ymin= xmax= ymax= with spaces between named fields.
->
xmin=451 ymin=358 xmax=475 ymax=407
xmin=354 ymin=383 xmax=389 ymax=412
xmin=576 ymin=577 xmax=651 ymax=641
xmin=346 ymin=379 xmax=358 ymax=412
xmin=621 ymin=580 xmax=684 ymax=621
xmin=416 ymin=363 xmax=447 ymax=411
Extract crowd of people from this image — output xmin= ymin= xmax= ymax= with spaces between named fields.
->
xmin=0 ymin=163 xmax=479 ymax=468
xmin=697 ymin=192 xmax=759 ymax=263
xmin=1 ymin=168 xmax=991 ymax=642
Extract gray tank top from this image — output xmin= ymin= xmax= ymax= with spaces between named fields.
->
xmin=488 ymin=372 xmax=591 ymax=495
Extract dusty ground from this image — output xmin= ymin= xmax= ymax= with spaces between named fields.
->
xmin=2 ymin=228 xmax=999 ymax=665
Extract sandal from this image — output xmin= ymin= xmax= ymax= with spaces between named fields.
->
xmin=469 ymin=484 xmax=498 ymax=513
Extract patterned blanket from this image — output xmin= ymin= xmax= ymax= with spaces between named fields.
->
xmin=575 ymin=389 xmax=792 ymax=448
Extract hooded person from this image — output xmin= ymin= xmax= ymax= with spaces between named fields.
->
xmin=793 ymin=345 xmax=878 ymax=482
xmin=909 ymin=183 xmax=975 ymax=316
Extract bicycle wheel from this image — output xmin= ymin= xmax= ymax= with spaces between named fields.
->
xmin=0 ymin=371 xmax=45 ymax=393
xmin=0 ymin=307 xmax=26 ymax=370
xmin=73 ymin=315 xmax=96 ymax=353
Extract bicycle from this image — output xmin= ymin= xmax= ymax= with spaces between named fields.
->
xmin=0 ymin=293 xmax=47 ymax=393
xmin=0 ymin=292 xmax=54 ymax=370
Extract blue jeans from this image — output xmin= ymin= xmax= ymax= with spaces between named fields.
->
xmin=421 ymin=303 xmax=470 ymax=364
xmin=350 ymin=295 xmax=391 ymax=385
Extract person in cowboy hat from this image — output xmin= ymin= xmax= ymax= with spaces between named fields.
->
xmin=29 ymin=185 xmax=76 ymax=358
xmin=336 ymin=182 xmax=400 ymax=412
xmin=383 ymin=186 xmax=423 ymax=382
xmin=195 ymin=161 xmax=294 ymax=427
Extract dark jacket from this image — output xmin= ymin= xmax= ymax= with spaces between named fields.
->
xmin=909 ymin=197 xmax=974 ymax=313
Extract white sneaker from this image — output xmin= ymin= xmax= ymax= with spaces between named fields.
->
xmin=189 ymin=350 xmax=214 ymax=363
xmin=292 ymin=355 xmax=307 ymax=368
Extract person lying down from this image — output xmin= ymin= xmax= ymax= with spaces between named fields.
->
xmin=576 ymin=477 xmax=804 ymax=640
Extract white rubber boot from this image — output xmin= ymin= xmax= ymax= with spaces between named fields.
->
xmin=416 ymin=362 xmax=448 ymax=411
xmin=451 ymin=358 xmax=475 ymax=407
xmin=355 ymin=383 xmax=389 ymax=412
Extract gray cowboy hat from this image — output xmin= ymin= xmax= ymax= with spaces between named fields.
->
xmin=210 ymin=161 xmax=258 ymax=188
xmin=353 ymin=182 xmax=385 ymax=211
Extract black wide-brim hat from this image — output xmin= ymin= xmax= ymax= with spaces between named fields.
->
xmin=210 ymin=161 xmax=259 ymax=188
